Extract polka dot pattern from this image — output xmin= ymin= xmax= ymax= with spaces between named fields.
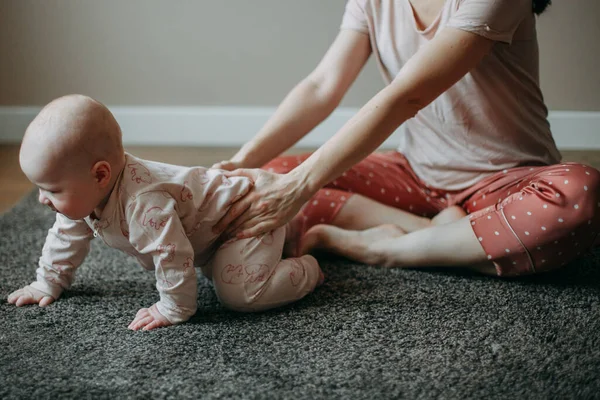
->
xmin=468 ymin=162 xmax=600 ymax=276
xmin=263 ymin=153 xmax=600 ymax=277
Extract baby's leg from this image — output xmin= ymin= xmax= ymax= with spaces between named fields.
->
xmin=210 ymin=225 xmax=323 ymax=312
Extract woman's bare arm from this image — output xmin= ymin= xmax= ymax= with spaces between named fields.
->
xmin=292 ymin=28 xmax=495 ymax=195
xmin=223 ymin=29 xmax=372 ymax=169
xmin=216 ymin=28 xmax=495 ymax=238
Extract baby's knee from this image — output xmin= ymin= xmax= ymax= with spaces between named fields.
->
xmin=215 ymin=255 xmax=321 ymax=312
xmin=217 ymin=290 xmax=258 ymax=312
xmin=214 ymin=276 xmax=266 ymax=312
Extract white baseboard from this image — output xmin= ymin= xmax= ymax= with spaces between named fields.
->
xmin=0 ymin=106 xmax=598 ymax=149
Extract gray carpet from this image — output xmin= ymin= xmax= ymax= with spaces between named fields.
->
xmin=1 ymin=192 xmax=599 ymax=400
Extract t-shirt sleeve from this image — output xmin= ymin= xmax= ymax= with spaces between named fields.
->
xmin=340 ymin=0 xmax=369 ymax=34
xmin=446 ymin=0 xmax=531 ymax=44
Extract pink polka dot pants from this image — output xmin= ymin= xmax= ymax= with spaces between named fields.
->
xmin=466 ymin=163 xmax=600 ymax=276
xmin=263 ymin=152 xmax=600 ymax=277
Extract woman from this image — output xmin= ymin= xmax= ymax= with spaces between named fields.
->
xmin=211 ymin=0 xmax=600 ymax=276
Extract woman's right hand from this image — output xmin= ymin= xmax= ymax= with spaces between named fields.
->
xmin=211 ymin=160 xmax=246 ymax=171
xmin=213 ymin=167 xmax=313 ymax=240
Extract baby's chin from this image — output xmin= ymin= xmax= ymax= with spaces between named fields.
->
xmin=51 ymin=207 xmax=93 ymax=221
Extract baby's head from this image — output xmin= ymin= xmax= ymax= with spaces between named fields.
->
xmin=19 ymin=94 xmax=125 ymax=220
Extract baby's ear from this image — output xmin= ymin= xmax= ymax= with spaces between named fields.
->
xmin=92 ymin=160 xmax=112 ymax=186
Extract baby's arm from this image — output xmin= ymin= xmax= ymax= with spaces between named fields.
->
xmin=127 ymin=194 xmax=197 ymax=331
xmin=8 ymin=213 xmax=94 ymax=306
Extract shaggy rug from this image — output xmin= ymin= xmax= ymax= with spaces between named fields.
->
xmin=1 ymin=192 xmax=599 ymax=399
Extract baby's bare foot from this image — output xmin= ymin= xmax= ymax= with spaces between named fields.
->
xmin=300 ymin=224 xmax=405 ymax=265
xmin=318 ymin=269 xmax=325 ymax=286
xmin=283 ymin=214 xmax=306 ymax=257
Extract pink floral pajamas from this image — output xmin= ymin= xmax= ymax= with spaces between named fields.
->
xmin=210 ymin=226 xmax=321 ymax=311
xmin=33 ymin=153 xmax=322 ymax=325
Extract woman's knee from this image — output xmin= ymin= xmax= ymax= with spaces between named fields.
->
xmin=564 ymin=163 xmax=600 ymax=221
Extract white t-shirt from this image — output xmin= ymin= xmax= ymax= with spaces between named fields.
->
xmin=341 ymin=0 xmax=561 ymax=190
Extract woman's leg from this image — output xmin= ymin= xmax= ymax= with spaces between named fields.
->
xmin=268 ymin=152 xmax=469 ymax=257
xmin=300 ymin=216 xmax=493 ymax=272
xmin=285 ymin=193 xmax=467 ymax=257
xmin=464 ymin=162 xmax=600 ymax=276
xmin=304 ymin=163 xmax=600 ymax=277
xmin=316 ymin=192 xmax=432 ymax=232
xmin=264 ymin=151 xmax=451 ymax=232
xmin=283 ymin=190 xmax=426 ymax=257
xmin=314 ymin=195 xmax=465 ymax=232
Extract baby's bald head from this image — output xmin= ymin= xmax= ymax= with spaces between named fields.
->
xmin=20 ymin=94 xmax=124 ymax=180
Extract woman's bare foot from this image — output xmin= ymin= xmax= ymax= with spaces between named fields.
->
xmin=300 ymin=224 xmax=406 ymax=265
xmin=431 ymin=205 xmax=467 ymax=226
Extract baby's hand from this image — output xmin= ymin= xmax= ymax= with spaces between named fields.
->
xmin=7 ymin=285 xmax=55 ymax=307
xmin=128 ymin=303 xmax=173 ymax=331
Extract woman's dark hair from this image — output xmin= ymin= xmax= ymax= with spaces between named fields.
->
xmin=533 ymin=0 xmax=551 ymax=15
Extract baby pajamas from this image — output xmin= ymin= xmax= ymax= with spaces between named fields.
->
xmin=31 ymin=153 xmax=322 ymax=324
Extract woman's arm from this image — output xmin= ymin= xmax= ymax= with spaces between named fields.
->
xmin=292 ymin=28 xmax=495 ymax=194
xmin=216 ymin=28 xmax=495 ymax=238
xmin=217 ymin=30 xmax=371 ymax=169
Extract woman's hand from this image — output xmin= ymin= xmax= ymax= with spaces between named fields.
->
xmin=211 ymin=160 xmax=245 ymax=171
xmin=212 ymin=168 xmax=312 ymax=239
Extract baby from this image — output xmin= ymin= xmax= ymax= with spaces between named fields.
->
xmin=7 ymin=94 xmax=323 ymax=331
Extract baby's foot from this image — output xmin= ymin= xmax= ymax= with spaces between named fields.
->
xmin=283 ymin=214 xmax=306 ymax=257
xmin=317 ymin=269 xmax=325 ymax=286
xmin=300 ymin=224 xmax=405 ymax=265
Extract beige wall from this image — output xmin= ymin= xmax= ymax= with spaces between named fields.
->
xmin=0 ymin=0 xmax=598 ymax=111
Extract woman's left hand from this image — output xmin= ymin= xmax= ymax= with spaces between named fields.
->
xmin=212 ymin=168 xmax=312 ymax=239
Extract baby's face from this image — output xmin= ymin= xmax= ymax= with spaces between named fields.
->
xmin=35 ymin=173 xmax=100 ymax=220
xmin=21 ymin=157 xmax=102 ymax=220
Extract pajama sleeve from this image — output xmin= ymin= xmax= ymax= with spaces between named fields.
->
xmin=127 ymin=193 xmax=197 ymax=324
xmin=446 ymin=0 xmax=531 ymax=44
xmin=30 ymin=213 xmax=94 ymax=299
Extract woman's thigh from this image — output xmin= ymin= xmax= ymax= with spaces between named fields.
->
xmin=263 ymin=151 xmax=446 ymax=218
xmin=464 ymin=162 xmax=600 ymax=276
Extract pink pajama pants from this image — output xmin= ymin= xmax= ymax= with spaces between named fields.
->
xmin=263 ymin=151 xmax=600 ymax=277
xmin=209 ymin=226 xmax=322 ymax=311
